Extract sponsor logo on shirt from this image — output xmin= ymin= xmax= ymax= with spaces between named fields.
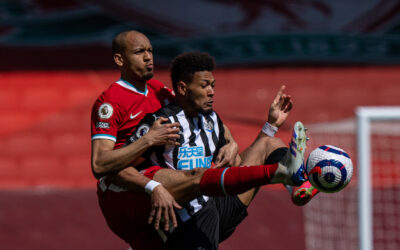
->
xmin=130 ymin=111 xmax=142 ymax=119
xmin=96 ymin=122 xmax=110 ymax=129
xmin=177 ymin=146 xmax=212 ymax=170
xmin=98 ymin=103 xmax=113 ymax=120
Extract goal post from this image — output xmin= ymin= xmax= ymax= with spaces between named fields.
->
xmin=303 ymin=106 xmax=400 ymax=250
xmin=356 ymin=107 xmax=400 ymax=250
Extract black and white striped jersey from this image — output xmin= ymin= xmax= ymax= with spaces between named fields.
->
xmin=127 ymin=103 xmax=226 ymax=217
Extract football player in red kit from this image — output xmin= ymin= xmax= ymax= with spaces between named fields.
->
xmin=91 ymin=31 xmax=241 ymax=249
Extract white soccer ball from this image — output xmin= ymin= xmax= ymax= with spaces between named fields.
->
xmin=306 ymin=145 xmax=353 ymax=193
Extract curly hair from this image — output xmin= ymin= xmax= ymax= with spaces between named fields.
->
xmin=170 ymin=52 xmax=216 ymax=92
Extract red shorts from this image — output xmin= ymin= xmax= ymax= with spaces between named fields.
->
xmin=97 ymin=166 xmax=164 ymax=250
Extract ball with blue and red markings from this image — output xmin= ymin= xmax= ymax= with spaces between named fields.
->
xmin=306 ymin=145 xmax=353 ymax=193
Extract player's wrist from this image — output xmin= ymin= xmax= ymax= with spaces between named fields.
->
xmin=262 ymin=122 xmax=278 ymax=137
xmin=226 ymin=138 xmax=238 ymax=147
xmin=141 ymin=134 xmax=155 ymax=147
xmin=145 ymin=180 xmax=161 ymax=194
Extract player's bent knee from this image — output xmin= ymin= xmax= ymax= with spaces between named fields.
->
xmin=265 ymin=147 xmax=288 ymax=164
xmin=265 ymin=136 xmax=286 ymax=149
xmin=153 ymin=168 xmax=206 ymax=199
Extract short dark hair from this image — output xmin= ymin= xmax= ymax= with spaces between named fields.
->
xmin=111 ymin=31 xmax=129 ymax=55
xmin=170 ymin=52 xmax=216 ymax=92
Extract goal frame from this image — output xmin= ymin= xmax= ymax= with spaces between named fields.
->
xmin=356 ymin=106 xmax=400 ymax=250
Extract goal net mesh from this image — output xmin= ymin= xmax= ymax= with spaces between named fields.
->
xmin=303 ymin=119 xmax=400 ymax=250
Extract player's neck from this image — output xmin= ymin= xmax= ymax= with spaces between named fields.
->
xmin=185 ymin=108 xmax=199 ymax=117
xmin=176 ymin=97 xmax=199 ymax=117
xmin=120 ymin=74 xmax=147 ymax=92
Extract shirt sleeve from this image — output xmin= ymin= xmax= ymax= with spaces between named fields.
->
xmin=148 ymin=79 xmax=175 ymax=105
xmin=90 ymin=96 xmax=121 ymax=142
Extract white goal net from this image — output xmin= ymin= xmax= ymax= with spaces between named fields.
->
xmin=303 ymin=107 xmax=400 ymax=250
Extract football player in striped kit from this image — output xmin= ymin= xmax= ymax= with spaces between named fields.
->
xmin=115 ymin=52 xmax=310 ymax=249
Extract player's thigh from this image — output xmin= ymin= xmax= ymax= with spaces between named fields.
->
xmin=97 ymin=188 xmax=163 ymax=249
xmin=241 ymin=136 xmax=286 ymax=165
xmin=153 ymin=168 xmax=207 ymax=203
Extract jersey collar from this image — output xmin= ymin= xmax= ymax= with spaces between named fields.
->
xmin=116 ymin=78 xmax=148 ymax=96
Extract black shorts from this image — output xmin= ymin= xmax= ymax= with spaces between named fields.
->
xmin=165 ymin=196 xmax=248 ymax=250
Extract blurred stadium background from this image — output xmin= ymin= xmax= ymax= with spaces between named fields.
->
xmin=0 ymin=1 xmax=399 ymax=249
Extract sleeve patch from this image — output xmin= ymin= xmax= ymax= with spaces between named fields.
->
xmin=98 ymin=103 xmax=114 ymax=120
xmin=96 ymin=122 xmax=110 ymax=128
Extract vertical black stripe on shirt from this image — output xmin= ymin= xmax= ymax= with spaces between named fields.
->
xmin=206 ymin=115 xmax=219 ymax=148
xmin=197 ymin=196 xmax=206 ymax=207
xmin=212 ymin=113 xmax=226 ymax=162
xmin=185 ymin=203 xmax=195 ymax=215
xmin=186 ymin=115 xmax=197 ymax=147
xmin=198 ymin=117 xmax=211 ymax=157
xmin=154 ymin=116 xmax=173 ymax=168
xmin=155 ymin=145 xmax=167 ymax=168
xmin=172 ymin=114 xmax=182 ymax=169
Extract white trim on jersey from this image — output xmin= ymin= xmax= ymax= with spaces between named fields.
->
xmin=91 ymin=134 xmax=117 ymax=142
xmin=116 ymin=78 xmax=148 ymax=96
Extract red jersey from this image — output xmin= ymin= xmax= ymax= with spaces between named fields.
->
xmin=91 ymin=78 xmax=174 ymax=149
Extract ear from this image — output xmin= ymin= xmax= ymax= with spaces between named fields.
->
xmin=114 ymin=53 xmax=123 ymax=67
xmin=177 ymin=81 xmax=187 ymax=96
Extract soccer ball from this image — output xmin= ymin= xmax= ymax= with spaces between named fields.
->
xmin=306 ymin=145 xmax=353 ymax=193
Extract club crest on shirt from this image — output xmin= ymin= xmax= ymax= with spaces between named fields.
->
xmin=136 ymin=124 xmax=150 ymax=138
xmin=98 ymin=103 xmax=113 ymax=120
xmin=204 ymin=120 xmax=214 ymax=132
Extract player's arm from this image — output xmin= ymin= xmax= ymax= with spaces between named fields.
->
xmin=214 ymin=124 xmax=241 ymax=168
xmin=268 ymin=85 xmax=292 ymax=128
xmin=258 ymin=85 xmax=293 ymax=139
xmin=91 ymin=117 xmax=180 ymax=179
xmin=108 ymin=166 xmax=182 ymax=231
xmin=92 ymin=117 xmax=182 ymax=231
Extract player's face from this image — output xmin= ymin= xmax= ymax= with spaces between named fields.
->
xmin=186 ymin=71 xmax=215 ymax=115
xmin=122 ymin=33 xmax=154 ymax=82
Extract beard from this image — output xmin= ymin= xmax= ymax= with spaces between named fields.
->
xmin=143 ymin=72 xmax=154 ymax=80
xmin=199 ymin=106 xmax=213 ymax=115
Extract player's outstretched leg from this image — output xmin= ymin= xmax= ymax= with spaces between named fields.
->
xmin=161 ymin=122 xmax=308 ymax=202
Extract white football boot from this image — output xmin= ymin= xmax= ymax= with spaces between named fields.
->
xmin=284 ymin=121 xmax=319 ymax=206
xmin=271 ymin=121 xmax=307 ymax=186
xmin=285 ymin=121 xmax=307 ymax=186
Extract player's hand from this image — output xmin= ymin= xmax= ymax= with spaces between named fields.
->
xmin=214 ymin=141 xmax=239 ymax=168
xmin=268 ymin=85 xmax=293 ymax=128
xmin=145 ymin=117 xmax=181 ymax=146
xmin=148 ymin=184 xmax=182 ymax=231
